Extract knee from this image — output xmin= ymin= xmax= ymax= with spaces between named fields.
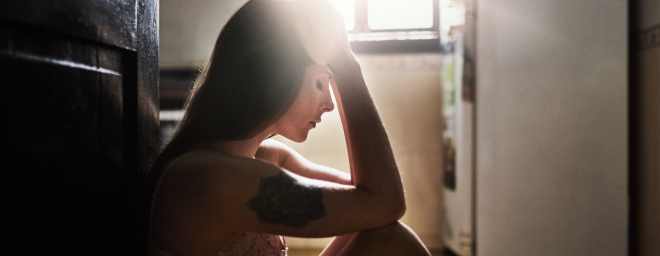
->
xmin=351 ymin=221 xmax=430 ymax=256
xmin=359 ymin=221 xmax=423 ymax=245
xmin=362 ymin=221 xmax=413 ymax=236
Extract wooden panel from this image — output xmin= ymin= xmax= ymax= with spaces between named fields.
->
xmin=0 ymin=0 xmax=137 ymax=50
xmin=136 ymin=0 xmax=160 ymax=176
xmin=134 ymin=0 xmax=161 ymax=254
xmin=0 ymin=0 xmax=159 ymax=254
xmin=631 ymin=22 xmax=660 ymax=256
xmin=1 ymin=21 xmax=138 ymax=255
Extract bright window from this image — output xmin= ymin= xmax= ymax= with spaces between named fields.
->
xmin=367 ymin=0 xmax=434 ymax=30
xmin=327 ymin=0 xmax=440 ymax=52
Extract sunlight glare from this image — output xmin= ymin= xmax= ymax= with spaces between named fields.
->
xmin=327 ymin=0 xmax=355 ymax=31
xmin=368 ymin=0 xmax=433 ymax=30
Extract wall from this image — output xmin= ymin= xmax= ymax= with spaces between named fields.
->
xmin=633 ymin=1 xmax=660 ymax=255
xmin=160 ymin=0 xmax=246 ymax=67
xmin=275 ymin=54 xmax=445 ymax=251
xmin=474 ymin=0 xmax=628 ymax=255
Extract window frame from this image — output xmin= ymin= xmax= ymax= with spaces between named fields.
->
xmin=345 ymin=0 xmax=441 ymax=53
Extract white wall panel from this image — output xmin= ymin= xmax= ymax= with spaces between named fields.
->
xmin=159 ymin=0 xmax=247 ymax=66
xmin=475 ymin=0 xmax=628 ymax=255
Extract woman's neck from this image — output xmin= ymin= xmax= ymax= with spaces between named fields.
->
xmin=196 ymin=130 xmax=272 ymax=159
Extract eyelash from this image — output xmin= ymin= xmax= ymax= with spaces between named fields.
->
xmin=316 ymin=80 xmax=323 ymax=91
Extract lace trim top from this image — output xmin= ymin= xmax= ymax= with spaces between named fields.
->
xmin=150 ymin=232 xmax=288 ymax=256
xmin=218 ymin=232 xmax=288 ymax=256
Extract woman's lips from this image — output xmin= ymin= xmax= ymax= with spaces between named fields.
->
xmin=310 ymin=120 xmax=321 ymax=128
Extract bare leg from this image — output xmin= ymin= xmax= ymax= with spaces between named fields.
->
xmin=319 ymin=233 xmax=356 ymax=256
xmin=320 ymin=222 xmax=431 ymax=256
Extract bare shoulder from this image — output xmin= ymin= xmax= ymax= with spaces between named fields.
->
xmin=255 ymin=139 xmax=298 ymax=166
xmin=151 ymin=151 xmax=285 ymax=253
xmin=159 ymin=150 xmax=281 ymax=197
xmin=256 ymin=138 xmax=289 ymax=154
xmin=152 ymin=150 xmax=284 ymax=233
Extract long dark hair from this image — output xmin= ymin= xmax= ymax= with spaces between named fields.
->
xmin=148 ymin=0 xmax=314 ymax=193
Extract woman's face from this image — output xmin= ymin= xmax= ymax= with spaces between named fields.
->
xmin=270 ymin=64 xmax=335 ymax=142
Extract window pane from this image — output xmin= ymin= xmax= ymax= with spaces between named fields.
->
xmin=367 ymin=0 xmax=433 ymax=30
xmin=328 ymin=0 xmax=355 ymax=31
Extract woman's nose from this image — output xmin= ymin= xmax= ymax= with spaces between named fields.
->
xmin=322 ymin=92 xmax=335 ymax=112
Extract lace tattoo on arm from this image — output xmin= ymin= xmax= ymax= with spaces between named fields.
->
xmin=247 ymin=171 xmax=327 ymax=228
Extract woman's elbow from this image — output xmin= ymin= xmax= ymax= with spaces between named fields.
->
xmin=381 ymin=193 xmax=406 ymax=221
xmin=392 ymin=197 xmax=406 ymax=220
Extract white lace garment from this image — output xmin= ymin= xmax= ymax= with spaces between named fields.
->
xmin=150 ymin=232 xmax=287 ymax=256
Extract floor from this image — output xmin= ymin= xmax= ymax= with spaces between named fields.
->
xmin=287 ymin=248 xmax=449 ymax=256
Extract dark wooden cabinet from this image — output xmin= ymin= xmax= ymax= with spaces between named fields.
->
xmin=1 ymin=0 xmax=158 ymax=254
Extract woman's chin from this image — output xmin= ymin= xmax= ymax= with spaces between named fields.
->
xmin=292 ymin=134 xmax=309 ymax=143
xmin=279 ymin=131 xmax=309 ymax=143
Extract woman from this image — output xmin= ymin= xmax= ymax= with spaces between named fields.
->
xmin=148 ymin=0 xmax=432 ymax=255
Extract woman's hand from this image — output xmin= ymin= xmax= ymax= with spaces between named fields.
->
xmin=292 ymin=0 xmax=357 ymax=70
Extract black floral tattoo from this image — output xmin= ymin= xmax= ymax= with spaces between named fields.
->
xmin=247 ymin=171 xmax=326 ymax=228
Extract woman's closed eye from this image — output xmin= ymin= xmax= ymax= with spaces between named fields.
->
xmin=316 ymin=79 xmax=324 ymax=91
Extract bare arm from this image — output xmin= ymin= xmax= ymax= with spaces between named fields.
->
xmin=255 ymin=139 xmax=352 ymax=185
xmin=153 ymin=153 xmax=399 ymax=238
xmin=319 ymin=4 xmax=405 ymax=215
xmin=329 ymin=60 xmax=405 ymax=216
